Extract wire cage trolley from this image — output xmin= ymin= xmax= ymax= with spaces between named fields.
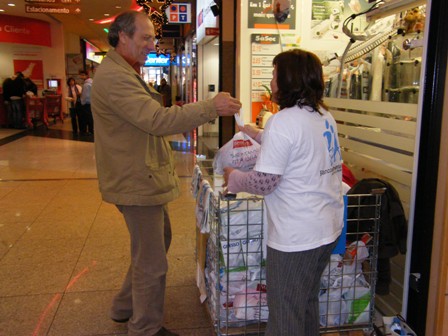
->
xmin=203 ymin=191 xmax=383 ymax=336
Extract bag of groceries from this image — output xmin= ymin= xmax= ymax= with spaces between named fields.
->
xmin=213 ymin=132 xmax=260 ymax=175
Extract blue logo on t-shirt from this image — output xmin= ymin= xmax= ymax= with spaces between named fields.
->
xmin=323 ymin=119 xmax=342 ymax=165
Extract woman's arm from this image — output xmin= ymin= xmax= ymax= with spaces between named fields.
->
xmin=224 ymin=167 xmax=280 ymax=195
xmin=239 ymin=124 xmax=263 ymax=144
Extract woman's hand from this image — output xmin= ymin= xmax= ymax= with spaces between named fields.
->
xmin=222 ymin=167 xmax=235 ymax=188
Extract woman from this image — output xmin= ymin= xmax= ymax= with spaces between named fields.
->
xmin=223 ymin=49 xmax=344 ymax=336
xmin=66 ymin=77 xmax=82 ymax=134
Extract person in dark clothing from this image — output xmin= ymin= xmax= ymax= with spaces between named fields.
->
xmin=9 ymin=73 xmax=27 ymax=128
xmin=24 ymin=77 xmax=38 ymax=96
xmin=157 ymin=78 xmax=172 ymax=107
xmin=2 ymin=77 xmax=14 ymax=127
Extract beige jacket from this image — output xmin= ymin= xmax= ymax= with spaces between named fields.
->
xmin=92 ymin=49 xmax=217 ymax=206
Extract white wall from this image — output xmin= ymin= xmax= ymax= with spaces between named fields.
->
xmin=198 ymin=39 xmax=220 ymax=135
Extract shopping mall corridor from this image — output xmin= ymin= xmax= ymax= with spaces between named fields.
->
xmin=0 ymin=120 xmax=216 ymax=336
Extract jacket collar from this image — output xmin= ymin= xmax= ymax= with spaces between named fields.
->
xmin=105 ymin=49 xmax=139 ymax=74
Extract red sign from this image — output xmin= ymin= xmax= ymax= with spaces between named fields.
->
xmin=205 ymin=28 xmax=220 ymax=36
xmin=0 ymin=14 xmax=51 ymax=47
xmin=14 ymin=60 xmax=45 ymax=90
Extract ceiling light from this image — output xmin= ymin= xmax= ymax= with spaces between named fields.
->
xmin=104 ymin=13 xmax=110 ymax=17
xmin=7 ymin=3 xmax=16 ymax=6
xmin=89 ymin=18 xmax=94 ymax=21
xmin=0 ymin=9 xmax=4 ymax=12
xmin=115 ymin=6 xmax=122 ymax=9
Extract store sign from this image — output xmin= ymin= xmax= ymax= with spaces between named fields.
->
xmin=166 ymin=3 xmax=191 ymax=23
xmin=0 ymin=14 xmax=51 ymax=47
xmin=205 ymin=28 xmax=219 ymax=36
xmin=196 ymin=0 xmax=219 ymax=44
xmin=144 ymin=53 xmax=172 ymax=67
xmin=25 ymin=4 xmax=81 ymax=14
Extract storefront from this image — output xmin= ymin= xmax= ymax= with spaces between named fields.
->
xmin=201 ymin=0 xmax=447 ymax=334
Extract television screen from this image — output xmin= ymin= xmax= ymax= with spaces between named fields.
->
xmin=48 ymin=79 xmax=58 ymax=88
xmin=85 ymin=40 xmax=104 ymax=64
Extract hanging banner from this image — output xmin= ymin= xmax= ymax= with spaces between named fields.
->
xmin=166 ymin=3 xmax=191 ymax=23
xmin=0 ymin=14 xmax=51 ymax=47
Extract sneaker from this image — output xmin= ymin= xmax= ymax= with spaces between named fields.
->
xmin=154 ymin=327 xmax=179 ymax=336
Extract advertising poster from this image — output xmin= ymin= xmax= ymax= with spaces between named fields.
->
xmin=66 ymin=54 xmax=84 ymax=75
xmin=311 ymin=0 xmax=370 ymax=40
xmin=250 ymin=33 xmax=282 ymax=122
xmin=248 ymin=0 xmax=296 ymax=30
xmin=13 ymin=59 xmax=44 ymax=89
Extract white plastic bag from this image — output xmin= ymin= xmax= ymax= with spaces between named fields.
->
xmin=213 ymin=132 xmax=260 ymax=175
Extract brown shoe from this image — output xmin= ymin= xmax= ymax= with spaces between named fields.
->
xmin=154 ymin=327 xmax=179 ymax=336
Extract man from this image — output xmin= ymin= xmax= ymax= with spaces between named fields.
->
xmin=91 ymin=11 xmax=241 ymax=336
xmin=80 ymin=71 xmax=94 ymax=135
xmin=157 ymin=78 xmax=172 ymax=107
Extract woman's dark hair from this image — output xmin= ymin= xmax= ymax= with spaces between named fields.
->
xmin=272 ymin=49 xmax=327 ymax=113
xmin=67 ymin=77 xmax=75 ymax=86
xmin=108 ymin=11 xmax=143 ymax=47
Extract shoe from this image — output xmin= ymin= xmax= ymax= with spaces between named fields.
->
xmin=111 ymin=317 xmax=129 ymax=323
xmin=154 ymin=327 xmax=179 ymax=336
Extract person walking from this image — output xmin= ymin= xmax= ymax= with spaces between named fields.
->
xmin=91 ymin=10 xmax=242 ymax=336
xmin=223 ymin=49 xmax=344 ymax=336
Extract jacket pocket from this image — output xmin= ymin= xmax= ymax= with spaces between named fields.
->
xmin=144 ymin=135 xmax=177 ymax=194
xmin=145 ymin=135 xmax=172 ymax=169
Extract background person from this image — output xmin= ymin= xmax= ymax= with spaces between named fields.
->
xmin=157 ymin=78 xmax=172 ymax=107
xmin=91 ymin=10 xmax=241 ymax=336
xmin=66 ymin=77 xmax=83 ymax=134
xmin=80 ymin=71 xmax=94 ymax=135
xmin=8 ymin=72 xmax=27 ymax=129
xmin=223 ymin=49 xmax=344 ymax=336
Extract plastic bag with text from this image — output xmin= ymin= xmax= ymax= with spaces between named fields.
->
xmin=213 ymin=132 xmax=261 ymax=175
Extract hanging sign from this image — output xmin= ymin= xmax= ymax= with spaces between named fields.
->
xmin=248 ymin=0 xmax=296 ymax=29
xmin=166 ymin=3 xmax=191 ymax=23
xmin=25 ymin=4 xmax=81 ymax=14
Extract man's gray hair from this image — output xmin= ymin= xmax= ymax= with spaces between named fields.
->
xmin=108 ymin=11 xmax=148 ymax=47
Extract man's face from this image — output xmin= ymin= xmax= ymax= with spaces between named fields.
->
xmin=120 ymin=15 xmax=156 ymax=66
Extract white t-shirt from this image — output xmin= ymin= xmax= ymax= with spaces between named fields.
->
xmin=254 ymin=105 xmax=344 ymax=252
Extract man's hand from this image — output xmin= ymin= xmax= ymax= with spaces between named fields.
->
xmin=213 ymin=92 xmax=242 ymax=117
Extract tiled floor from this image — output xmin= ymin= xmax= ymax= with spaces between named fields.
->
xmin=0 ymin=121 xmax=216 ymax=336
xmin=0 ymin=121 xmax=383 ymax=336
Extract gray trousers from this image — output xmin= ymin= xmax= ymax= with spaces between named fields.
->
xmin=112 ymin=204 xmax=172 ymax=336
xmin=265 ymin=239 xmax=338 ymax=336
